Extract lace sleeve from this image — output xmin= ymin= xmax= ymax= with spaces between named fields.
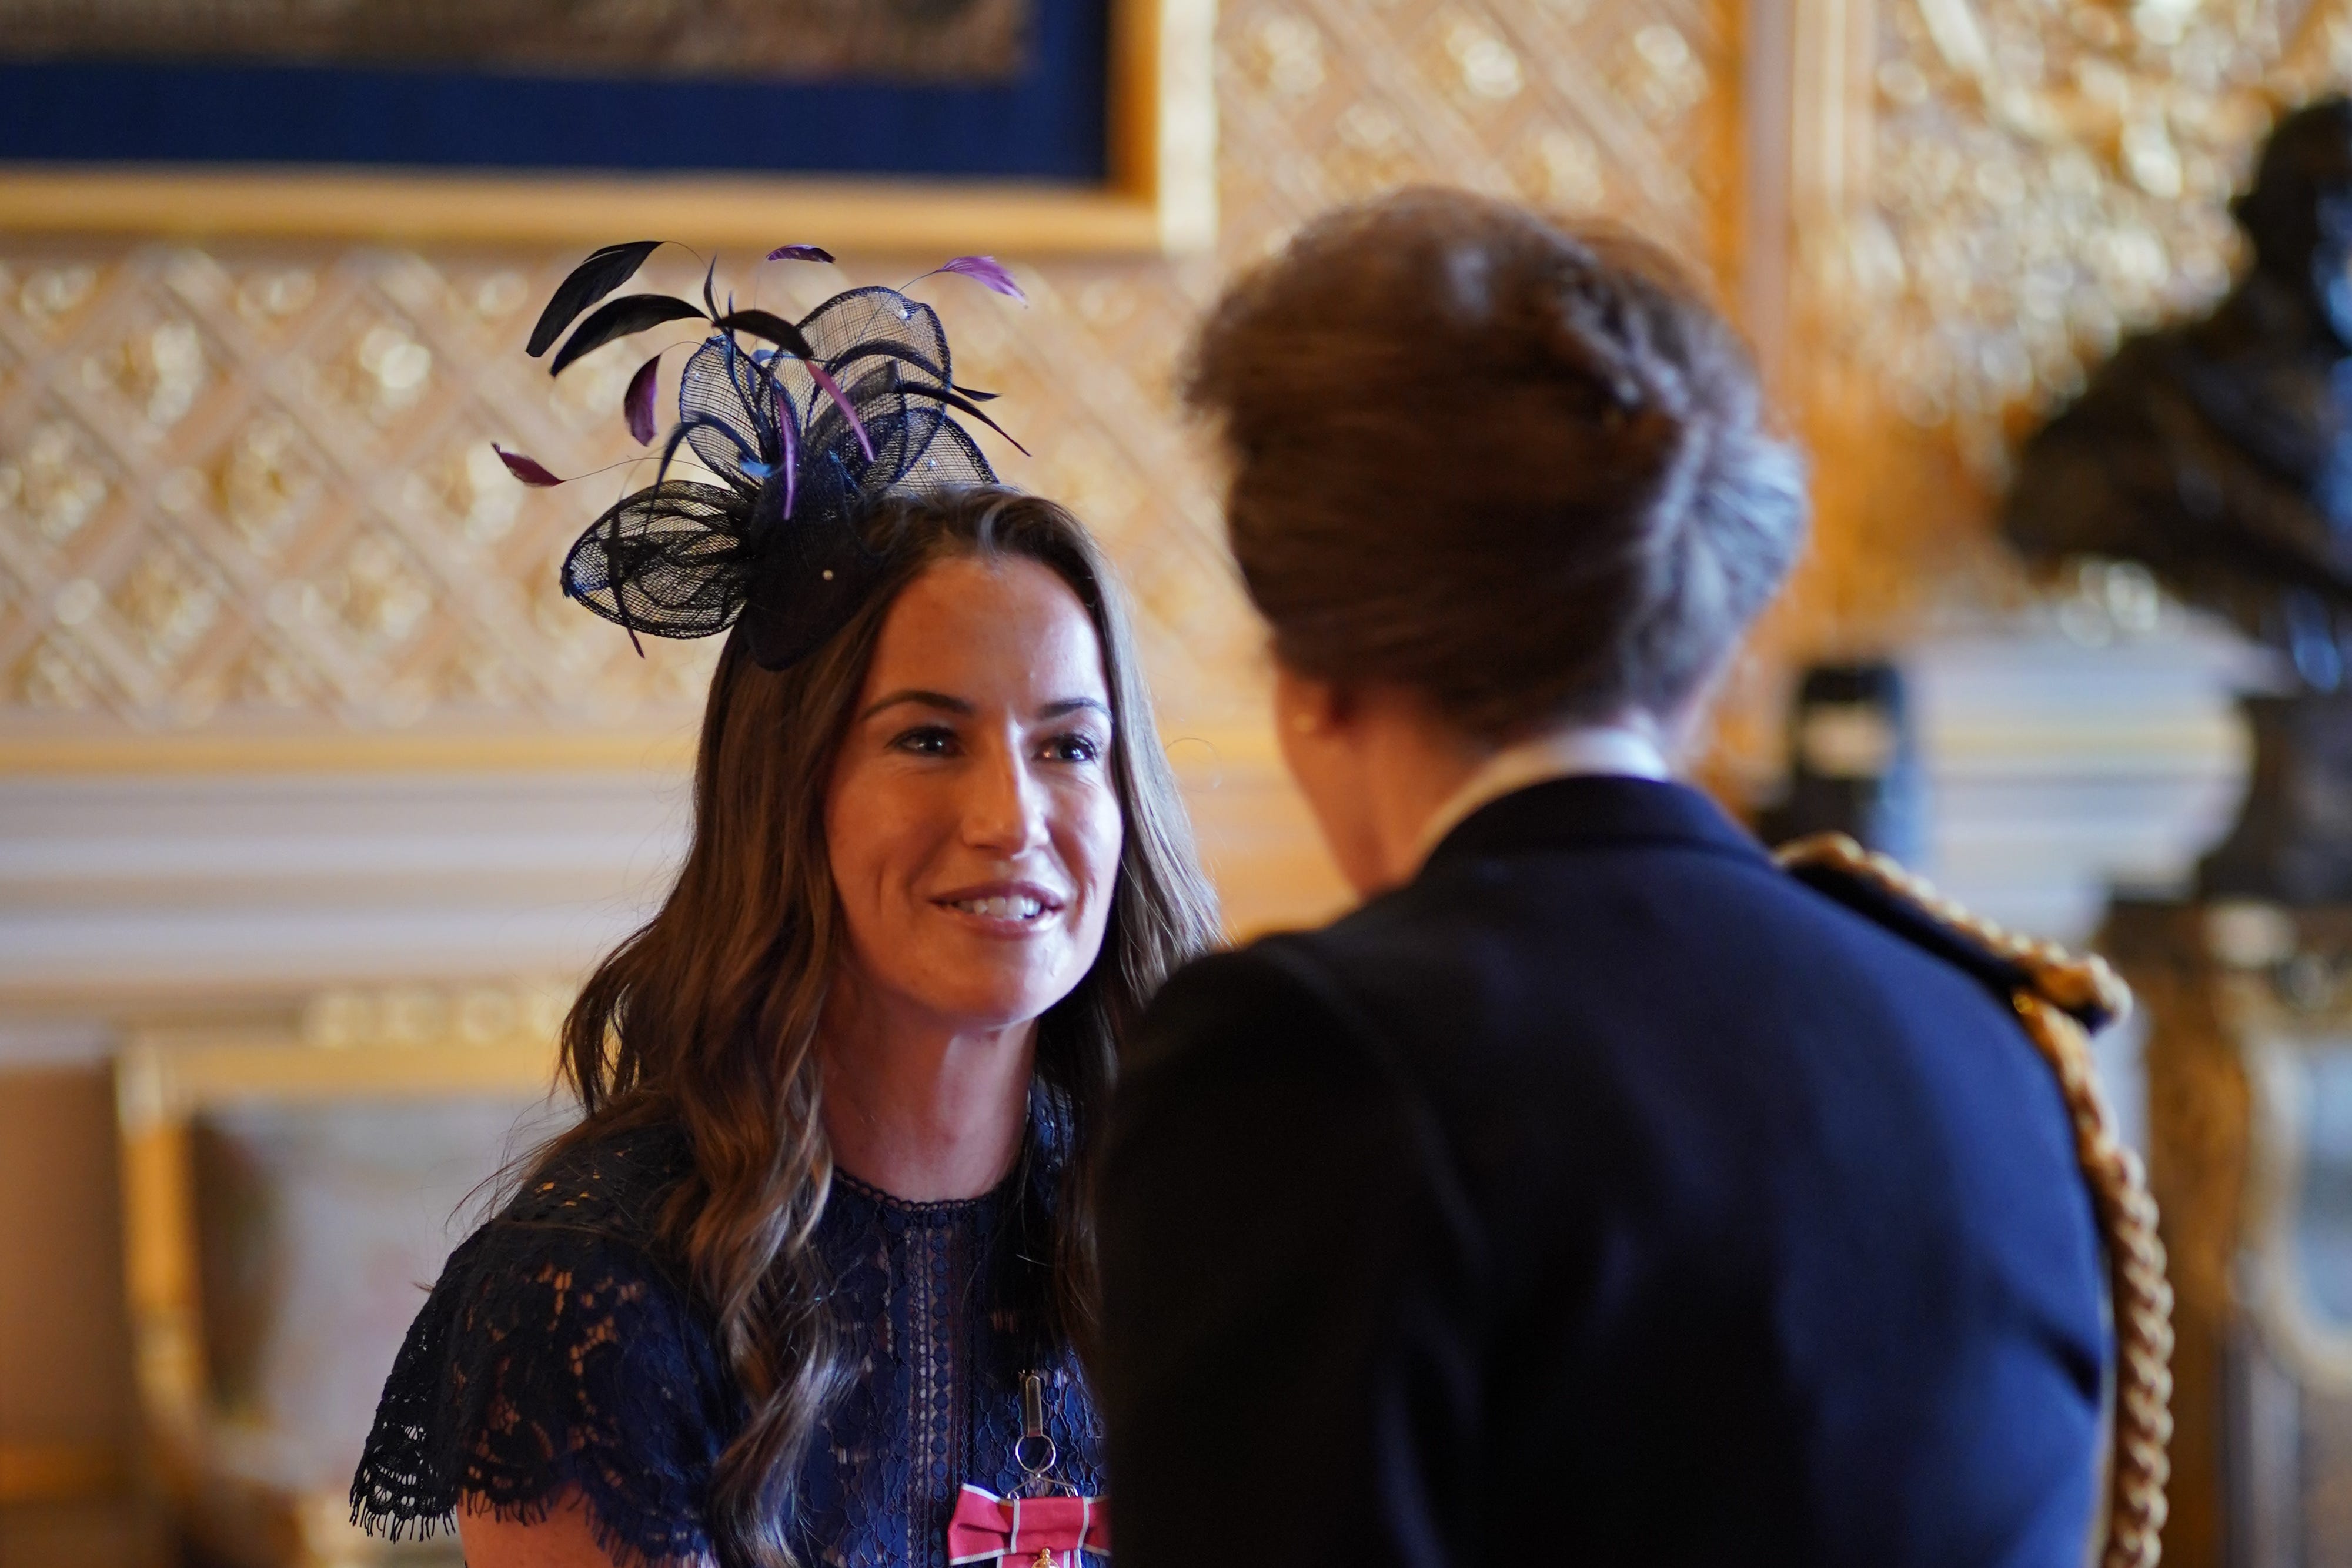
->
xmin=350 ymin=1218 xmax=737 ymax=1568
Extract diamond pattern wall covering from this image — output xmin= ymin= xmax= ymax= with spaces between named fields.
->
xmin=0 ymin=0 xmax=1738 ymax=751
xmin=1773 ymin=0 xmax=2352 ymax=663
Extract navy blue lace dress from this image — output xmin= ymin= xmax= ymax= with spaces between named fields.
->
xmin=349 ymin=1117 xmax=1103 ymax=1568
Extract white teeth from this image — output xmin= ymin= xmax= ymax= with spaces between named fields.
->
xmin=949 ymin=895 xmax=1047 ymax=920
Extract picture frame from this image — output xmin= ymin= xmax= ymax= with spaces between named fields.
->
xmin=0 ymin=0 xmax=1214 ymax=254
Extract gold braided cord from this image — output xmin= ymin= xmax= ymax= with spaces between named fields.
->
xmin=1774 ymin=834 xmax=2176 ymax=1568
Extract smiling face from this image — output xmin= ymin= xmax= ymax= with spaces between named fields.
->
xmin=824 ymin=553 xmax=1125 ymax=1035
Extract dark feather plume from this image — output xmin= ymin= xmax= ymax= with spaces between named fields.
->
xmin=550 ymin=295 xmax=707 ymax=376
xmin=526 ymin=240 xmax=662 ymax=357
xmin=536 ymin=240 xmax=1021 ymax=671
xmin=896 ymin=385 xmax=1030 ymax=454
xmin=820 ymin=339 xmax=953 ymax=386
xmin=713 ymin=309 xmax=818 ymax=360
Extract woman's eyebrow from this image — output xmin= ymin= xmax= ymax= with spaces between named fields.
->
xmin=859 ymin=689 xmax=972 ymax=720
xmin=1038 ymin=697 xmax=1111 ymax=721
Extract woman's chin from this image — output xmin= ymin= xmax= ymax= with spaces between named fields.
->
xmin=880 ymin=915 xmax=1098 ymax=1024
xmin=901 ymin=965 xmax=1085 ymax=1037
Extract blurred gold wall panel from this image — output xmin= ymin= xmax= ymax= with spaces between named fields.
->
xmin=0 ymin=0 xmax=1745 ymax=1473
xmin=0 ymin=0 xmax=1740 ymax=927
xmin=0 ymin=1070 xmax=134 ymax=1489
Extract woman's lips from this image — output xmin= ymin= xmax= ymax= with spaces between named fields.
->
xmin=932 ymin=881 xmax=1066 ymax=930
xmin=947 ymin=893 xmax=1047 ymax=920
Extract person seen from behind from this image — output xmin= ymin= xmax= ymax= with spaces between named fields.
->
xmin=1095 ymin=188 xmax=2151 ymax=1568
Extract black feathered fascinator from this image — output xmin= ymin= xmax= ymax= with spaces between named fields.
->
xmin=496 ymin=242 xmax=1026 ymax=671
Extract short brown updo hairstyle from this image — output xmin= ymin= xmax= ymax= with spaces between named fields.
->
xmin=1187 ymin=188 xmax=1808 ymax=740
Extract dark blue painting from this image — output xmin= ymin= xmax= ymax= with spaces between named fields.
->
xmin=0 ymin=0 xmax=1107 ymax=183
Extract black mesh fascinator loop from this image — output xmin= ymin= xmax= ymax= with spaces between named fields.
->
xmin=504 ymin=242 xmax=1024 ymax=671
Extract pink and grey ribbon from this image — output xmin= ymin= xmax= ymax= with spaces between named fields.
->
xmin=946 ymin=1486 xmax=1110 ymax=1567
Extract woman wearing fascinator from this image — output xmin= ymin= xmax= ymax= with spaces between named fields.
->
xmin=1098 ymin=190 xmax=2171 ymax=1568
xmin=351 ymin=244 xmax=1217 ymax=1568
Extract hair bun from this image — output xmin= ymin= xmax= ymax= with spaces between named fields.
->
xmin=1185 ymin=188 xmax=1808 ymax=739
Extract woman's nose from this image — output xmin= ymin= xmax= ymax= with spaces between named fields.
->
xmin=961 ymin=746 xmax=1050 ymax=854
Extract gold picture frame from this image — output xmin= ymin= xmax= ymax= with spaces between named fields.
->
xmin=0 ymin=0 xmax=1215 ymax=255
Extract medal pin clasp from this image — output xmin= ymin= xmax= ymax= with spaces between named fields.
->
xmin=1013 ymin=1370 xmax=1063 ymax=1498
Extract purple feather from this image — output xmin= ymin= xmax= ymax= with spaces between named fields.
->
xmin=934 ymin=255 xmax=1026 ymax=303
xmin=779 ymin=410 xmax=799 ymax=517
xmin=623 ymin=353 xmax=662 ymax=446
xmin=492 ymin=443 xmax=564 ymax=487
xmin=747 ymin=357 xmax=801 ymax=518
xmin=766 ymin=244 xmax=837 ymax=264
xmin=806 ymin=363 xmax=876 ymax=462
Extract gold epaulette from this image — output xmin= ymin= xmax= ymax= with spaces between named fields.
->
xmin=1775 ymin=831 xmax=2133 ymax=1032
xmin=1772 ymin=831 xmax=2173 ymax=1568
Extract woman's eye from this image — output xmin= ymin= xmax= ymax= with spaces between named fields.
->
xmin=893 ymin=726 xmax=958 ymax=757
xmin=1040 ymin=732 xmax=1104 ymax=765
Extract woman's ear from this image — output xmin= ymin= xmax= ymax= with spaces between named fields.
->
xmin=1271 ymin=663 xmax=1391 ymax=896
xmin=1272 ymin=663 xmax=1348 ymax=740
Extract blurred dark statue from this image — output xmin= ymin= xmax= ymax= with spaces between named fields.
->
xmin=2006 ymin=96 xmax=2352 ymax=902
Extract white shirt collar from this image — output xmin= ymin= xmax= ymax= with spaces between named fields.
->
xmin=1411 ymin=724 xmax=1671 ymax=871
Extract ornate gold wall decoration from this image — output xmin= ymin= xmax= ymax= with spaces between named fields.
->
xmin=1779 ymin=0 xmax=2352 ymax=659
xmin=1856 ymin=0 xmax=2347 ymax=446
xmin=0 ymin=0 xmax=1740 ymax=761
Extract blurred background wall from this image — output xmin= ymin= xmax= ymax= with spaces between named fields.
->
xmin=0 ymin=0 xmax=1739 ymax=1534
xmin=6 ymin=0 xmax=2345 ymax=1557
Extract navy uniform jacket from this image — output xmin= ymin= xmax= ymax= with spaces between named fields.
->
xmin=1097 ymin=777 xmax=2104 ymax=1568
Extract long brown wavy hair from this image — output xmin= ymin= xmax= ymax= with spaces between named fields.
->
xmin=529 ymin=487 xmax=1220 ymax=1568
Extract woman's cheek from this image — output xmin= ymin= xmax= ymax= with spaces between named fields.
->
xmin=1078 ymin=788 xmax=1125 ymax=925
